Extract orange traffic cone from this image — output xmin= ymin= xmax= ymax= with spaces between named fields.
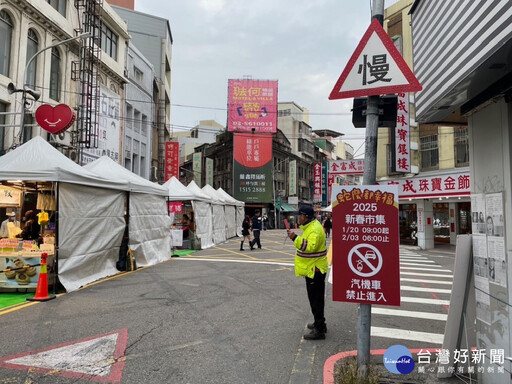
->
xmin=27 ymin=253 xmax=56 ymax=302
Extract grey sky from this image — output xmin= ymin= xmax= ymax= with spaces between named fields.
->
xmin=136 ymin=0 xmax=400 ymax=157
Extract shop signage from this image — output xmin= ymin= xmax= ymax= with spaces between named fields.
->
xmin=35 ymin=104 xmax=76 ymax=135
xmin=289 ymin=160 xmax=297 ymax=195
xmin=378 ymin=172 xmax=470 ymax=199
xmin=164 ymin=141 xmax=180 ymax=182
xmin=0 ymin=187 xmax=21 ymax=205
xmin=329 ymin=159 xmax=365 ymax=175
xmin=394 ymin=92 xmax=410 ymax=173
xmin=313 ymin=162 xmax=322 ymax=202
xmin=167 ymin=202 xmax=182 ymax=214
xmin=331 ymin=185 xmax=400 ymax=306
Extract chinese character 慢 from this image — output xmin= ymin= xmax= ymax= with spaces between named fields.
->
xmin=358 ymin=54 xmax=392 ymax=85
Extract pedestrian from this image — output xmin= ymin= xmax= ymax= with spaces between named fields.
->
xmin=16 ymin=210 xmax=41 ymax=241
xmin=323 ymin=216 xmax=332 ymax=238
xmin=287 ymin=205 xmax=328 ymax=340
xmin=249 ymin=209 xmax=263 ymax=250
xmin=262 ymin=213 xmax=269 ymax=230
xmin=240 ymin=215 xmax=252 ymax=251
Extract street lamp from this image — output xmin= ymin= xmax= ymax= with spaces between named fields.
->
xmin=8 ymin=32 xmax=91 ymax=144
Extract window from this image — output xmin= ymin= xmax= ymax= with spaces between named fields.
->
xmin=126 ymin=105 xmax=133 ymax=131
xmin=0 ymin=10 xmax=13 ymax=76
xmin=140 ymin=143 xmax=146 ymax=178
xmin=124 ymin=136 xmax=132 ymax=171
xmin=455 ymin=127 xmax=469 ymax=167
xmin=141 ymin=114 xmax=147 ymax=136
xmin=26 ymin=29 xmax=39 ymax=89
xmin=420 ymin=135 xmax=439 ymax=170
xmin=134 ymin=110 xmax=140 ymax=133
xmin=101 ymin=24 xmax=118 ymax=60
xmin=46 ymin=0 xmax=66 ymax=16
xmin=134 ymin=66 xmax=143 ymax=83
xmin=278 ymin=109 xmax=291 ymax=117
xmin=49 ymin=47 xmax=60 ymax=101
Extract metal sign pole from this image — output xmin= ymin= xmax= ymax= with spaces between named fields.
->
xmin=357 ymin=0 xmax=384 ymax=379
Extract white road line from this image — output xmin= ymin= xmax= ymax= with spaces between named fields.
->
xmin=401 ymin=271 xmax=453 ymax=278
xmin=400 ymin=262 xmax=442 ymax=268
xmin=401 ymin=296 xmax=450 ymax=305
xmin=401 ymin=277 xmax=453 ymax=285
xmin=401 ymin=266 xmax=451 ymax=272
xmin=175 ymin=258 xmax=294 ymax=267
xmin=372 ymin=307 xmax=448 ymax=321
xmin=401 ymin=286 xmax=452 ymax=294
xmin=399 ymin=258 xmax=435 ymax=263
xmin=371 ymin=327 xmax=444 ymax=344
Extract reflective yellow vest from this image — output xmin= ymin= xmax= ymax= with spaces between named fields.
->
xmin=293 ymin=219 xmax=328 ymax=278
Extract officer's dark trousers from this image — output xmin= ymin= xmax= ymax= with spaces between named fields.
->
xmin=305 ymin=270 xmax=326 ymax=330
xmin=252 ymin=229 xmax=261 ymax=248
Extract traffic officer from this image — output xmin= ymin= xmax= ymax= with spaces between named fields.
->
xmin=287 ymin=205 xmax=328 ymax=340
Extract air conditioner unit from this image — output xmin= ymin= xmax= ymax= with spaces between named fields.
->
xmin=68 ymin=149 xmax=79 ymax=163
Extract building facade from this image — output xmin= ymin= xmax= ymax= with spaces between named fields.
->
xmin=380 ymin=0 xmax=471 ymax=249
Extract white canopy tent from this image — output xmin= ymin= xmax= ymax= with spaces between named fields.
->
xmin=163 ymin=176 xmax=196 ymax=201
xmin=202 ymin=184 xmax=227 ymax=244
xmin=215 ymin=187 xmax=243 ymax=238
xmin=186 ymin=181 xmax=214 ymax=249
xmin=0 ymin=137 xmax=128 ymax=292
xmin=84 ymin=156 xmax=172 ymax=267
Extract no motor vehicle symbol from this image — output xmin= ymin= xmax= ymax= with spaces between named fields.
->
xmin=348 ymin=244 xmax=383 ymax=277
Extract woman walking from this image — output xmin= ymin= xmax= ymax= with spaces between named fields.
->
xmin=241 ymin=215 xmax=252 ymax=251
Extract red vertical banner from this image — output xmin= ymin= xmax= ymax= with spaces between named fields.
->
xmin=313 ymin=163 xmax=322 ymax=202
xmin=331 ymin=185 xmax=400 ymax=306
xmin=165 ymin=141 xmax=180 ymax=182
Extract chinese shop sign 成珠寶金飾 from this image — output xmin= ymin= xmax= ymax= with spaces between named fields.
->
xmin=331 ymin=185 xmax=400 ymax=306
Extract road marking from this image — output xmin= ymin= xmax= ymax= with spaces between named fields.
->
xmin=400 ymin=262 xmax=442 ymax=267
xmin=401 ymin=286 xmax=452 ymax=294
xmin=177 ymin=257 xmax=294 ymax=267
xmin=399 ymin=258 xmax=435 ymax=263
xmin=371 ymin=327 xmax=444 ymax=344
xmin=401 ymin=277 xmax=452 ymax=285
xmin=401 ymin=266 xmax=451 ymax=272
xmin=400 ymin=271 xmax=453 ymax=278
xmin=401 ymin=296 xmax=450 ymax=305
xmin=289 ymin=325 xmax=317 ymax=384
xmin=372 ymin=307 xmax=448 ymax=321
xmin=0 ymin=329 xmax=127 ymax=383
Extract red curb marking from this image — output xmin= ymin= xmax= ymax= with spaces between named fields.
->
xmin=0 ymin=328 xmax=128 ymax=383
xmin=323 ymin=348 xmax=440 ymax=384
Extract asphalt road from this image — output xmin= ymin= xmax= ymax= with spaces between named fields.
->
xmin=0 ymin=229 xmax=453 ymax=384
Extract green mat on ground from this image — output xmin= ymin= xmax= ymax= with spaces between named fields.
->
xmin=0 ymin=293 xmax=34 ymax=309
xmin=172 ymin=249 xmax=197 ymax=257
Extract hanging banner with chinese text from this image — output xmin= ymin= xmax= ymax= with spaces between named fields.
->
xmin=205 ymin=158 xmax=214 ymax=186
xmin=394 ymin=92 xmax=410 ymax=173
xmin=313 ymin=163 xmax=322 ymax=202
xmin=164 ymin=141 xmax=180 ymax=182
xmin=332 ymin=185 xmax=400 ymax=306
xmin=378 ymin=171 xmax=470 ymax=199
xmin=322 ymin=163 xmax=328 ymax=206
xmin=193 ymin=152 xmax=202 ymax=187
xmin=289 ymin=160 xmax=297 ymax=196
xmin=233 ymin=133 xmax=273 ymax=202
xmin=227 ymin=79 xmax=278 ymax=133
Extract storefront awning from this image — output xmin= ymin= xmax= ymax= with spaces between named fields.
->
xmin=280 ymin=203 xmax=296 ymax=212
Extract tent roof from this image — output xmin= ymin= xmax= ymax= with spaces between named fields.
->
xmin=186 ymin=180 xmax=211 ymax=201
xmin=0 ymin=136 xmax=126 ymax=190
xmin=216 ymin=187 xmax=244 ymax=206
xmin=162 ymin=176 xmax=197 ymax=200
xmin=201 ymin=184 xmax=225 ymax=203
xmin=84 ymin=156 xmax=168 ymax=195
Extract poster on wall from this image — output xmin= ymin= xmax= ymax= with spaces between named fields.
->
xmin=472 ymin=234 xmax=491 ymax=324
xmin=227 ymin=79 xmax=278 ymax=134
xmin=82 ymin=85 xmax=121 ymax=165
xmin=470 ymin=194 xmax=486 ymax=234
xmin=232 ymin=133 xmax=273 ymax=203
xmin=485 ymin=193 xmax=504 ymax=237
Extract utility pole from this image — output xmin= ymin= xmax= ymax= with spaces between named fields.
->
xmin=358 ymin=0 xmax=384 ymax=379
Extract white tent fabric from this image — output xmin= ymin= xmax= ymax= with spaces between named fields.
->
xmin=217 ymin=188 xmax=245 ymax=237
xmin=84 ymin=156 xmax=168 ymax=195
xmin=58 ymin=183 xmax=125 ymax=292
xmin=0 ymin=136 xmax=126 ymax=189
xmin=187 ymin=181 xmax=213 ymax=249
xmin=202 ymin=185 xmax=227 ymax=244
xmin=163 ymin=176 xmax=196 ymax=201
xmin=84 ymin=157 xmax=172 ymax=267
xmin=322 ymin=204 xmax=332 ymax=212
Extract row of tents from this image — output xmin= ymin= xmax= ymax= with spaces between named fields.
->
xmin=0 ymin=137 xmax=245 ymax=292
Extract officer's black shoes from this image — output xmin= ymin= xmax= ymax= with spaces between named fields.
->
xmin=307 ymin=323 xmax=327 ymax=333
xmin=304 ymin=328 xmax=325 ymax=340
